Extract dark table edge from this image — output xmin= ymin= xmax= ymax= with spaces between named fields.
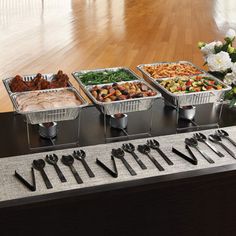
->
xmin=2 ymin=162 xmax=236 ymax=209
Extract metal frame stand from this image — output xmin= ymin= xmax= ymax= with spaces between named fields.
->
xmin=174 ymin=99 xmax=224 ymax=133
xmin=103 ymin=106 xmax=154 ymax=143
xmin=25 ymin=110 xmax=82 ymax=151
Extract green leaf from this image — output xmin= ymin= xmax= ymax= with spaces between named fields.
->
xmin=229 ymin=97 xmax=236 ymax=108
xmin=221 ymin=42 xmax=230 ymax=52
xmin=230 ymin=53 xmax=236 ymax=63
xmin=214 ymin=45 xmax=222 ymax=53
xmin=224 ymin=37 xmax=233 ymax=45
xmin=233 ymin=86 xmax=236 ymax=93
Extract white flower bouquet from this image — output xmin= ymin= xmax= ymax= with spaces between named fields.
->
xmin=198 ymin=29 xmax=236 ymax=107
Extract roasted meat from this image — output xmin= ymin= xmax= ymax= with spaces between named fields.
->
xmin=9 ymin=70 xmax=69 ymax=92
xmin=17 ymin=90 xmax=81 ymax=112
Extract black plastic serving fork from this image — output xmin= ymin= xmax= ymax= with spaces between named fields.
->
xmin=147 ymin=139 xmax=174 ymax=165
xmin=45 ymin=154 xmax=67 ymax=183
xmin=193 ymin=133 xmax=224 ymax=157
xmin=73 ymin=150 xmax=95 ymax=178
xmin=137 ymin=144 xmax=165 ymax=171
xmin=215 ymin=130 xmax=236 ymax=147
xmin=112 ymin=148 xmax=137 ymax=176
xmin=122 ymin=143 xmax=147 ymax=170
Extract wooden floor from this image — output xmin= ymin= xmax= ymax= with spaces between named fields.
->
xmin=0 ymin=0 xmax=236 ymax=112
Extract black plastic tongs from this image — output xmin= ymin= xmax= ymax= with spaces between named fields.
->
xmin=96 ymin=155 xmax=118 ymax=178
xmin=14 ymin=167 xmax=36 ymax=191
xmin=172 ymin=145 xmax=198 ymax=165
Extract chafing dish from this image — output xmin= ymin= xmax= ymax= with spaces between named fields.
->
xmin=10 ymin=87 xmax=88 ymax=124
xmin=137 ymin=61 xmax=205 ymax=81
xmin=72 ymin=67 xmax=161 ymax=115
xmin=137 ymin=61 xmax=231 ymax=107
xmin=3 ymin=73 xmax=73 ymax=96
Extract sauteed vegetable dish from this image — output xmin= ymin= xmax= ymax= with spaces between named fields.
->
xmin=159 ymin=76 xmax=224 ymax=94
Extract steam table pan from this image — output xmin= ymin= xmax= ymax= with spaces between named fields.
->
xmin=10 ymin=87 xmax=88 ymax=124
xmin=137 ymin=61 xmax=205 ymax=81
xmin=72 ymin=67 xmax=161 ymax=115
xmin=137 ymin=61 xmax=231 ymax=107
xmin=3 ymin=73 xmax=73 ymax=96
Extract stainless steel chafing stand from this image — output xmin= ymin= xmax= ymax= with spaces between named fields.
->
xmin=72 ymin=67 xmax=162 ymax=142
xmin=3 ymin=73 xmax=88 ymax=150
xmin=137 ymin=61 xmax=232 ymax=132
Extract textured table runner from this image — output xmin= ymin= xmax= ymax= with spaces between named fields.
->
xmin=1 ymin=126 xmax=236 ymax=206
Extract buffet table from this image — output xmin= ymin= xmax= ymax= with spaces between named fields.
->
xmin=2 ymin=125 xmax=236 ymax=206
xmin=1 ymin=100 xmax=236 ymax=236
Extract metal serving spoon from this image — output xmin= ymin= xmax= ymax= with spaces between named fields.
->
xmin=137 ymin=144 xmax=165 ymax=171
xmin=185 ymin=138 xmax=214 ymax=164
xmin=193 ymin=133 xmax=224 ymax=157
xmin=209 ymin=135 xmax=236 ymax=159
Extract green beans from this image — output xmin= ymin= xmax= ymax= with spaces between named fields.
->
xmin=76 ymin=69 xmax=136 ymax=86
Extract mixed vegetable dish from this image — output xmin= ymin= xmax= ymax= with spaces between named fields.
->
xmin=159 ymin=76 xmax=224 ymax=94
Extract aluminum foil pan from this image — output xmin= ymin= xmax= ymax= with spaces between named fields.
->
xmin=72 ymin=67 xmax=161 ymax=115
xmin=72 ymin=67 xmax=139 ymax=86
xmin=137 ymin=61 xmax=231 ymax=107
xmin=10 ymin=87 xmax=88 ymax=124
xmin=156 ymin=74 xmax=230 ymax=106
xmin=3 ymin=73 xmax=73 ymax=96
xmin=137 ymin=61 xmax=206 ymax=81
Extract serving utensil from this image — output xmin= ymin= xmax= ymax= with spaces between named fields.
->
xmin=112 ymin=148 xmax=137 ymax=176
xmin=209 ymin=134 xmax=236 ymax=159
xmin=172 ymin=145 xmax=198 ymax=165
xmin=96 ymin=156 xmax=118 ymax=178
xmin=193 ymin=133 xmax=224 ymax=157
xmin=61 ymin=155 xmax=83 ymax=184
xmin=33 ymin=159 xmax=53 ymax=189
xmin=185 ymin=138 xmax=214 ymax=164
xmin=137 ymin=145 xmax=165 ymax=171
xmin=73 ymin=150 xmax=95 ymax=178
xmin=14 ymin=168 xmax=36 ymax=191
xmin=122 ymin=143 xmax=147 ymax=170
xmin=45 ymin=154 xmax=67 ymax=182
xmin=147 ymin=139 xmax=173 ymax=165
xmin=215 ymin=130 xmax=236 ymax=147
